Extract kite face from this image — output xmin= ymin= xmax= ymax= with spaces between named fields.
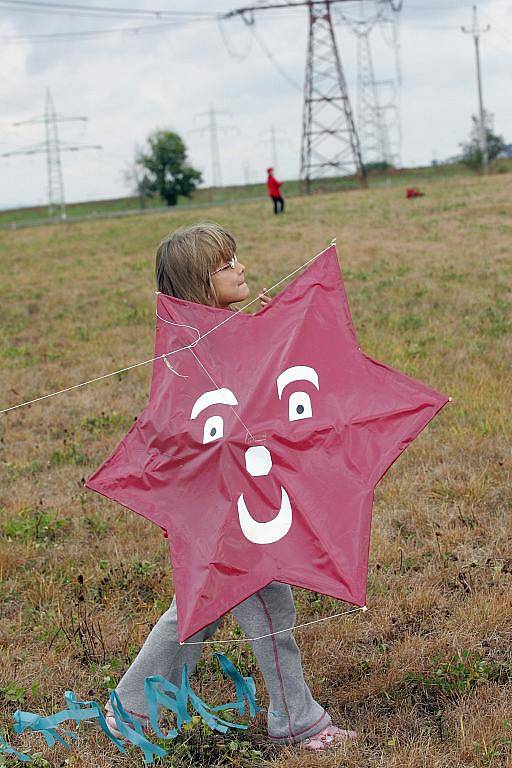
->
xmin=87 ymin=246 xmax=448 ymax=642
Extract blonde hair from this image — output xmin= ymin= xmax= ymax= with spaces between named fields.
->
xmin=155 ymin=221 xmax=236 ymax=306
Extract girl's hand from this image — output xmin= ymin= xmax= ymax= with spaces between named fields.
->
xmin=259 ymin=288 xmax=271 ymax=308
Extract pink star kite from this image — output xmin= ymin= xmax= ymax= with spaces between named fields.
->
xmin=87 ymin=245 xmax=448 ymax=642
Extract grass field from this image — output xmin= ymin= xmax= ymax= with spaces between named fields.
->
xmin=0 ymin=173 xmax=511 ymax=767
xmin=2 ymin=160 xmax=511 ymax=228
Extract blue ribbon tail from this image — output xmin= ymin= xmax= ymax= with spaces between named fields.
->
xmin=0 ymin=734 xmax=32 ymax=762
xmin=108 ymin=690 xmax=166 ymax=765
xmin=13 ymin=709 xmax=78 ymax=749
xmin=3 ymin=653 xmax=258 ymax=764
xmin=144 ymin=667 xmax=191 ymax=739
xmin=63 ymin=691 xmax=126 ymax=753
xmin=213 ymin=652 xmax=261 ymax=717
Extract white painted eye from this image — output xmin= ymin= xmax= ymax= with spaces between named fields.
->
xmin=203 ymin=415 xmax=224 ymax=444
xmin=288 ymin=391 xmax=312 ymax=422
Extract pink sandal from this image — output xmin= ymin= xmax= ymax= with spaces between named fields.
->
xmin=300 ymin=724 xmax=357 ymax=751
xmin=104 ymin=703 xmax=151 ymax=740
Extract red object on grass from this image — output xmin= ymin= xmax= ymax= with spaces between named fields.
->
xmin=406 ymin=187 xmax=425 ymax=198
xmin=86 ymin=245 xmax=448 ymax=642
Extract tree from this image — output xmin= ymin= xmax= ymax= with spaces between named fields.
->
xmin=460 ymin=112 xmax=506 ymax=171
xmin=135 ymin=130 xmax=202 ymax=206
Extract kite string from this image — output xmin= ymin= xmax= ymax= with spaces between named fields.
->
xmin=0 ymin=241 xmax=335 ymax=417
xmin=180 ymin=604 xmax=368 ymax=645
xmin=188 ymin=349 xmax=256 ymax=441
xmin=157 ymin=316 xmax=201 ymax=378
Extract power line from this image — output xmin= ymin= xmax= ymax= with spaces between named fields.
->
xmin=249 ymin=23 xmax=302 ymax=91
xmin=0 ymin=0 xmax=220 ymax=18
xmin=0 ymin=17 xmax=207 ymax=43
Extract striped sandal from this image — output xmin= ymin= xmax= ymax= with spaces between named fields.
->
xmin=104 ymin=702 xmax=151 ymax=740
xmin=300 ymin=724 xmax=357 ymax=751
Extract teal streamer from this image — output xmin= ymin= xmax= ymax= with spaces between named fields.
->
xmin=63 ymin=691 xmax=126 ymax=752
xmin=0 ymin=734 xmax=31 ymax=762
xmin=144 ymin=666 xmax=191 ymax=739
xmin=107 ymin=691 xmax=167 ymax=764
xmin=1 ymin=652 xmax=259 ymax=766
xmin=14 ymin=710 xmax=78 ymax=749
xmin=212 ymin=651 xmax=260 ymax=718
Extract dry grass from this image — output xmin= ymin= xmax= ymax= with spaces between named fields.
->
xmin=0 ymin=174 xmax=511 ymax=767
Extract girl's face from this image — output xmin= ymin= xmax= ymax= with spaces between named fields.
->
xmin=211 ymin=254 xmax=250 ymax=309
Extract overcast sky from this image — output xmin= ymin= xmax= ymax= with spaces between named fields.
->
xmin=0 ymin=0 xmax=511 ymax=210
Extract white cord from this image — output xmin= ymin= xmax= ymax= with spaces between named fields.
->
xmin=0 ymin=242 xmax=335 ymax=416
xmin=188 ymin=348 xmax=256 ymax=441
xmin=180 ymin=605 xmax=368 ymax=645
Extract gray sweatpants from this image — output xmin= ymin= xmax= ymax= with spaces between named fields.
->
xmin=115 ymin=581 xmax=330 ymax=743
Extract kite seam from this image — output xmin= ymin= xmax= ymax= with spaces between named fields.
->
xmin=0 ymin=243 xmax=334 ymax=416
xmin=180 ymin=605 xmax=368 ymax=645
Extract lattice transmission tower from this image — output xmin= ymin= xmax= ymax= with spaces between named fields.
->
xmin=300 ymin=2 xmax=366 ymax=190
xmin=192 ymin=105 xmax=238 ymax=188
xmin=45 ymin=90 xmax=65 ymax=217
xmin=3 ymin=88 xmax=101 ymax=219
xmin=334 ymin=0 xmax=401 ymax=168
xmin=355 ymin=23 xmax=391 ymax=165
xmin=225 ymin=1 xmax=394 ymax=192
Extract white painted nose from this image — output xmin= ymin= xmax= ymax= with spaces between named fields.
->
xmin=245 ymin=445 xmax=272 ymax=477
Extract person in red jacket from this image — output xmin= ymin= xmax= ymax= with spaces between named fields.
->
xmin=267 ymin=167 xmax=285 ymax=215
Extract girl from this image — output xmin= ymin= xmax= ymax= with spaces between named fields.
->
xmin=105 ymin=221 xmax=357 ymax=751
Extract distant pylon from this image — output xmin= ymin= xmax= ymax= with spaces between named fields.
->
xmin=193 ymin=105 xmax=238 ymax=188
xmin=45 ymin=90 xmax=66 ymax=219
xmin=462 ymin=5 xmax=490 ymax=173
xmin=355 ymin=25 xmax=391 ymax=165
xmin=3 ymin=88 xmax=101 ymax=219
xmin=260 ymin=125 xmax=290 ymax=172
xmin=300 ymin=2 xmax=366 ymax=192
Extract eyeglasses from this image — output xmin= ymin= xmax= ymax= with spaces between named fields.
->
xmin=211 ymin=254 xmax=238 ymax=276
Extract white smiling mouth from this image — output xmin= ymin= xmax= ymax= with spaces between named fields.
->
xmin=237 ymin=486 xmax=292 ymax=544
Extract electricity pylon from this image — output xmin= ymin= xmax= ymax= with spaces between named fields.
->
xmin=3 ymin=89 xmax=101 ymax=219
xmin=335 ymin=0 xmax=401 ymax=168
xmin=300 ymin=2 xmax=366 ymax=190
xmin=260 ymin=125 xmax=290 ymax=172
xmin=224 ymin=1 xmax=402 ymax=191
xmin=192 ymin=105 xmax=238 ymax=188
xmin=355 ymin=24 xmax=391 ymax=165
xmin=462 ymin=5 xmax=490 ymax=173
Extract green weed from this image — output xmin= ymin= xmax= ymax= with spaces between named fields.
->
xmin=396 ymin=313 xmax=424 ymax=331
xmin=49 ymin=440 xmax=87 ymax=467
xmin=2 ymin=459 xmax=42 ymax=481
xmin=403 ymin=651 xmax=510 ymax=702
xmin=121 ymin=301 xmax=150 ymax=324
xmin=1 ymin=345 xmax=31 ymax=360
xmin=0 ymin=683 xmax=26 ymax=704
xmin=83 ymin=514 xmax=109 ymax=537
xmin=471 ymin=722 xmax=512 ymax=767
xmin=1 ymin=507 xmax=68 ymax=543
xmin=74 ymin=325 xmax=90 ymax=342
xmin=153 ymin=716 xmax=264 ymax=767
xmin=480 ymin=299 xmax=509 ymax=339
xmin=80 ymin=411 xmax=128 ymax=434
